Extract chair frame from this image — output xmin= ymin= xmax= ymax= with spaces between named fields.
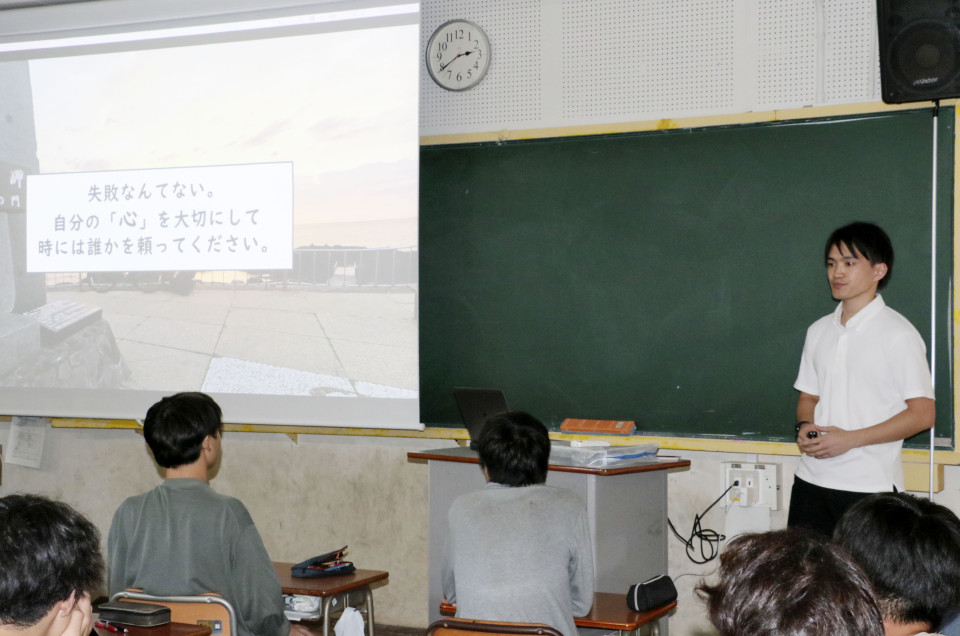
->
xmin=426 ymin=617 xmax=564 ymax=636
xmin=109 ymin=590 xmax=238 ymax=636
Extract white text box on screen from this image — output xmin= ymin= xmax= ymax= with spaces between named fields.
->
xmin=26 ymin=162 xmax=294 ymax=272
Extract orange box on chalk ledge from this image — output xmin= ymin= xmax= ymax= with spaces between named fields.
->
xmin=560 ymin=419 xmax=636 ymax=435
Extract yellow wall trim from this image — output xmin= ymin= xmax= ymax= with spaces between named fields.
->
xmin=421 ymin=101 xmax=945 ymax=146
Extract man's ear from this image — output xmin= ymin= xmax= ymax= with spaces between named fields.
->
xmin=55 ymin=591 xmax=78 ymax=616
xmin=872 ymin=262 xmax=888 ymax=283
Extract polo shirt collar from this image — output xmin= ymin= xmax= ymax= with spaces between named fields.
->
xmin=831 ymin=293 xmax=885 ymax=329
xmin=161 ymin=478 xmax=209 ymax=490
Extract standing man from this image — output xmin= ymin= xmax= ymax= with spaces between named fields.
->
xmin=441 ymin=411 xmax=594 ymax=636
xmin=788 ymin=222 xmax=935 ymax=536
xmin=108 ymin=392 xmax=311 ymax=636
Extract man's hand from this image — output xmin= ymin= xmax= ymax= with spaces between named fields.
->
xmin=795 ymin=421 xmax=816 ymax=446
xmin=798 ymin=426 xmax=859 ymax=459
xmin=61 ymin=592 xmax=92 ymax=636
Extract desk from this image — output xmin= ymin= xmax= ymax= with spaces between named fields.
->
xmin=95 ymin=623 xmax=211 ymax=636
xmin=408 ymin=447 xmax=690 ymax=635
xmin=440 ymin=593 xmax=676 ymax=636
xmin=273 ymin=562 xmax=388 ymax=636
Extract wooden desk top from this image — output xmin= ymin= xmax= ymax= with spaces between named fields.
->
xmin=408 ymin=447 xmax=690 ymax=476
xmin=95 ymin=622 xmax=211 ymax=636
xmin=440 ymin=592 xmax=675 ymax=631
xmin=577 ymin=592 xmax=676 ymax=630
xmin=274 ymin=562 xmax=389 ymax=597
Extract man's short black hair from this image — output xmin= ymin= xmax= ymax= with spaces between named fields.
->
xmin=696 ymin=528 xmax=884 ymax=636
xmin=825 ymin=221 xmax=894 ymax=290
xmin=0 ymin=494 xmax=104 ymax=627
xmin=144 ymin=391 xmax=223 ymax=469
xmin=476 ymin=411 xmax=550 ymax=487
xmin=834 ymin=492 xmax=960 ymax=630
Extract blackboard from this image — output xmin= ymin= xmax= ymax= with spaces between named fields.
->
xmin=419 ymin=109 xmax=954 ymax=446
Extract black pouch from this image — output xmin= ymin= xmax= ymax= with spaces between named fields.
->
xmin=291 ymin=546 xmax=356 ymax=578
xmin=626 ymin=574 xmax=677 ymax=612
xmin=98 ymin=600 xmax=172 ymax=627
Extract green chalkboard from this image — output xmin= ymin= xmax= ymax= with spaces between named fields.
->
xmin=420 ymin=109 xmax=954 ymax=447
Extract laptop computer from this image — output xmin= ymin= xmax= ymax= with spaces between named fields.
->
xmin=453 ymin=387 xmax=509 ymax=450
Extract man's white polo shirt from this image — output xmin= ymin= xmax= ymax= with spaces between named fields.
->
xmin=793 ymin=295 xmax=934 ymax=493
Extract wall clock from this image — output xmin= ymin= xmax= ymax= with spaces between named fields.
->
xmin=426 ymin=19 xmax=491 ymax=91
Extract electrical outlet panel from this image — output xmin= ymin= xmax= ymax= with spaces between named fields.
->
xmin=723 ymin=461 xmax=780 ymax=510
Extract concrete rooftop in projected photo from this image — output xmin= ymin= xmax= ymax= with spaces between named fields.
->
xmin=46 ymin=284 xmax=418 ymax=399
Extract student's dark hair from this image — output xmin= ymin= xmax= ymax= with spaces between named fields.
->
xmin=834 ymin=491 xmax=960 ymax=630
xmin=0 ymin=494 xmax=104 ymax=627
xmin=696 ymin=528 xmax=884 ymax=636
xmin=476 ymin=411 xmax=550 ymax=487
xmin=144 ymin=391 xmax=223 ymax=468
xmin=825 ymin=221 xmax=894 ymax=290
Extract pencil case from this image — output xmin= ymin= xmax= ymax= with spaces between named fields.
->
xmin=97 ymin=600 xmax=171 ymax=626
xmin=626 ymin=574 xmax=677 ymax=612
xmin=291 ymin=546 xmax=356 ymax=578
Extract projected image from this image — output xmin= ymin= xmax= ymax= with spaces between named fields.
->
xmin=0 ymin=10 xmax=419 ymax=424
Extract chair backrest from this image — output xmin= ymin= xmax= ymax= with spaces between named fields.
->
xmin=426 ymin=618 xmax=564 ymax=636
xmin=110 ymin=590 xmax=237 ymax=636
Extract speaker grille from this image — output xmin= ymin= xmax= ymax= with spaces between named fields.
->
xmin=878 ymin=0 xmax=960 ymax=102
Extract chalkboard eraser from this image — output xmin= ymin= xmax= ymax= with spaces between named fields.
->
xmin=561 ymin=419 xmax=636 ymax=435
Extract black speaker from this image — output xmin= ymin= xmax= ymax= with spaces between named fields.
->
xmin=877 ymin=0 xmax=960 ymax=103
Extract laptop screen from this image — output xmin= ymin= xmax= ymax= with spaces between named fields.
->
xmin=452 ymin=388 xmax=509 ymax=449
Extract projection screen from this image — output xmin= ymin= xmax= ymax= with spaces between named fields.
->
xmin=0 ymin=0 xmax=421 ymax=429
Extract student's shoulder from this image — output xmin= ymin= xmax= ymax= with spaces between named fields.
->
xmin=515 ymin=484 xmax=587 ymax=512
xmin=450 ymin=486 xmax=491 ymax=509
xmin=200 ymin=488 xmax=255 ymax=520
xmin=113 ymin=490 xmax=149 ymax=517
xmin=163 ymin=480 xmax=255 ymax=522
xmin=450 ymin=484 xmax=584 ymax=517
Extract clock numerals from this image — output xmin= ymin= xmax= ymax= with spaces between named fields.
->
xmin=426 ymin=20 xmax=490 ymax=91
xmin=446 ymin=68 xmax=474 ymax=83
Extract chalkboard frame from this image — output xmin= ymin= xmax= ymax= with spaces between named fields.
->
xmin=419 ymin=108 xmax=954 ymax=448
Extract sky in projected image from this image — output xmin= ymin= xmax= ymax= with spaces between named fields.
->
xmin=30 ymin=23 xmax=418 ymax=246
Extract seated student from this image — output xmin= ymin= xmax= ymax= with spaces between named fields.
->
xmin=441 ymin=411 xmax=594 ymax=636
xmin=696 ymin=528 xmax=885 ymax=636
xmin=0 ymin=494 xmax=103 ymax=636
xmin=108 ymin=392 xmax=310 ymax=636
xmin=834 ymin=492 xmax=960 ymax=636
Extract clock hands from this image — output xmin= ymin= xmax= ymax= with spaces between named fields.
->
xmin=439 ymin=49 xmax=477 ymax=72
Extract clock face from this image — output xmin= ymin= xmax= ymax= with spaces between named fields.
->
xmin=426 ymin=20 xmax=491 ymax=91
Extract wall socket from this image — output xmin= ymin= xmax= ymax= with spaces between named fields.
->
xmin=723 ymin=461 xmax=780 ymax=510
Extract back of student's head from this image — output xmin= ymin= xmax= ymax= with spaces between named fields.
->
xmin=476 ymin=411 xmax=550 ymax=487
xmin=825 ymin=221 xmax=894 ymax=289
xmin=0 ymin=494 xmax=104 ymax=627
xmin=834 ymin=491 xmax=960 ymax=630
xmin=696 ymin=528 xmax=884 ymax=636
xmin=144 ymin=391 xmax=223 ymax=468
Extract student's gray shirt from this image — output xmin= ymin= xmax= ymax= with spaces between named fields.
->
xmin=441 ymin=483 xmax=594 ymax=636
xmin=108 ymin=479 xmax=290 ymax=636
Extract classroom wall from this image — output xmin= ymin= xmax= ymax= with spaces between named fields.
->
xmin=4 ymin=424 xmax=960 ymax=634
xmin=421 ymin=0 xmax=880 ymax=137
